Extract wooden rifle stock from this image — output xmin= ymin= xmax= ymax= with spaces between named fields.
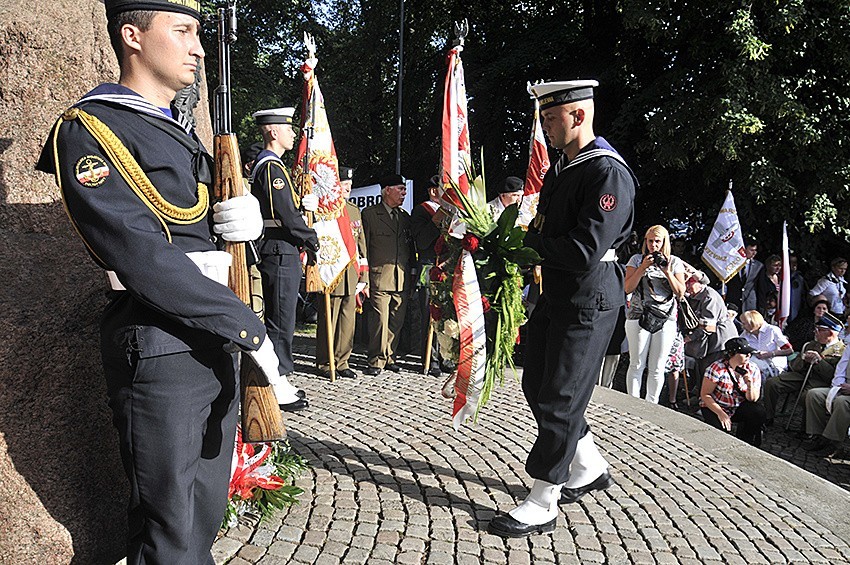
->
xmin=214 ymin=133 xmax=286 ymax=443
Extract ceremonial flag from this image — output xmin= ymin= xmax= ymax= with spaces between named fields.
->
xmin=778 ymin=221 xmax=791 ymax=329
xmin=292 ymin=54 xmax=356 ymax=292
xmin=440 ymin=44 xmax=471 ymax=208
xmin=702 ymin=190 xmax=747 ymax=283
xmin=519 ymin=97 xmax=549 ymax=229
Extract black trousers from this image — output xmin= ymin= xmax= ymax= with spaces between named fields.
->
xmin=523 ymin=295 xmax=619 ymax=484
xmin=102 ymin=346 xmax=239 ymax=565
xmin=701 ymin=401 xmax=766 ymax=447
xmin=258 ymin=249 xmax=302 ymax=375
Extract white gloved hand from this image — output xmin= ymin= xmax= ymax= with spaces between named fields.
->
xmin=301 ymin=193 xmax=319 ymax=212
xmin=245 ymin=335 xmax=280 ymax=385
xmin=212 ymin=193 xmax=263 ymax=242
xmin=355 ymin=282 xmax=367 ymax=295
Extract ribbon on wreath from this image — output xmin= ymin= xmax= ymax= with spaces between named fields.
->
xmin=451 ymin=248 xmax=487 ymax=430
xmin=229 ymin=426 xmax=284 ymax=499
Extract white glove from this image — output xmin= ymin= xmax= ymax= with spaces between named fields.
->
xmin=212 ymin=193 xmax=263 ymax=242
xmin=355 ymin=282 xmax=367 ymax=295
xmin=301 ymin=193 xmax=319 ymax=212
xmin=245 ymin=335 xmax=280 ymax=385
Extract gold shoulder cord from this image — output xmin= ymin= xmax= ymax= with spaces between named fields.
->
xmin=60 ymin=108 xmax=209 ymax=242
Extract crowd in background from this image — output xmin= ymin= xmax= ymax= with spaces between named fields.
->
xmin=598 ymin=226 xmax=850 ymax=455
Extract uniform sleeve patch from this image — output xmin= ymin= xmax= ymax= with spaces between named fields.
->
xmin=75 ymin=155 xmax=110 ymax=187
xmin=599 ymin=193 xmax=617 ymax=212
xmin=272 ymin=177 xmax=286 ymax=190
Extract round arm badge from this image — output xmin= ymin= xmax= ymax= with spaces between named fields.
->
xmin=599 ymin=193 xmax=617 ymax=212
xmin=75 ymin=155 xmax=110 ymax=187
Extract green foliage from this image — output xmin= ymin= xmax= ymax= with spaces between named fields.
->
xmin=204 ymin=0 xmax=850 ymax=262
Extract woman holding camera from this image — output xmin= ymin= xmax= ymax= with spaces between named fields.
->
xmin=624 ymin=225 xmax=686 ymax=403
xmin=700 ymin=337 xmax=766 ymax=446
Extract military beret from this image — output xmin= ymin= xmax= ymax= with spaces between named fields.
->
xmin=339 ymin=166 xmax=354 ymax=182
xmin=379 ymin=174 xmax=406 ymax=188
xmin=528 ymin=80 xmax=599 ymax=111
xmin=428 ymin=174 xmax=441 ymax=188
xmin=252 ymin=107 xmax=295 ymax=125
xmin=499 ymin=176 xmax=524 ymax=194
xmin=105 ymin=0 xmax=201 ymax=21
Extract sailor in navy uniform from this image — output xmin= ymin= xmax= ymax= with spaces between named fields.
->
xmin=35 ymin=1 xmax=288 ymax=562
xmin=251 ymin=107 xmax=319 ymax=410
xmin=489 ymin=80 xmax=637 ymax=538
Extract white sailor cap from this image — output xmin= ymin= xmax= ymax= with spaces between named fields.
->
xmin=528 ymin=80 xmax=599 ymax=110
xmin=252 ymin=107 xmax=296 ymax=125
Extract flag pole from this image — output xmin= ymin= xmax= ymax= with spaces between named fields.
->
xmin=395 ymin=0 xmax=404 ymax=174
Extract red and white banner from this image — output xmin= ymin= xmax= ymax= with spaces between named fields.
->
xmin=440 ymin=45 xmax=471 ymax=208
xmin=519 ymin=98 xmax=549 ymax=229
xmin=778 ymin=221 xmax=791 ymax=329
xmin=292 ymin=58 xmax=356 ymax=291
xmin=451 ymin=249 xmax=487 ymax=430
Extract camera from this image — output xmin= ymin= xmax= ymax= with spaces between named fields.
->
xmin=649 ymin=251 xmax=669 ymax=268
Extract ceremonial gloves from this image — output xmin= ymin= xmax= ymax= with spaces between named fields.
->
xmin=245 ymin=336 xmax=300 ymax=404
xmin=212 ymin=193 xmax=263 ymax=242
xmin=301 ymin=193 xmax=319 ymax=212
xmin=246 ymin=335 xmax=281 ymax=385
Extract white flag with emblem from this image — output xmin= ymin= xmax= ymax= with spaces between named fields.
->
xmin=702 ymin=190 xmax=747 ymax=284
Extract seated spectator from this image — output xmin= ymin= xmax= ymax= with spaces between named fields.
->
xmin=700 ymin=337 xmax=766 ymax=447
xmin=739 ymin=310 xmax=792 ymax=381
xmin=684 ymin=270 xmax=739 ymax=378
xmin=785 ymin=297 xmax=829 ymax=352
xmin=809 ymin=257 xmax=848 ymax=317
xmin=756 ymin=254 xmax=782 ymax=315
xmin=804 ymin=345 xmax=850 ymax=457
xmin=763 ymin=312 xmax=845 ymax=424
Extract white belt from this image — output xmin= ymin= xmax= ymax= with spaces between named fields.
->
xmin=106 ymin=250 xmax=233 ymax=291
xmin=263 ymin=219 xmax=282 ymax=228
xmin=600 ymin=249 xmax=617 ymax=262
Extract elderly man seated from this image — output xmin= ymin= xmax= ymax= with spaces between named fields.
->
xmin=763 ymin=312 xmax=845 ymax=426
xmin=805 ymin=345 xmax=850 ymax=457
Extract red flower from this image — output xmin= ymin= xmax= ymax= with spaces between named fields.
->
xmin=430 ymin=303 xmax=443 ymax=321
xmin=481 ymin=295 xmax=491 ymax=313
xmin=429 ymin=266 xmax=446 ymax=282
xmin=461 ymin=233 xmax=480 ymax=252
xmin=434 ymin=235 xmax=447 ymax=256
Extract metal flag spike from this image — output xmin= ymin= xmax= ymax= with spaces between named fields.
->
xmin=452 ymin=18 xmax=468 ymax=48
xmin=304 ymin=32 xmax=316 ymax=58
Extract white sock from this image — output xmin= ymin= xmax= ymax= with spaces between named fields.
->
xmin=508 ymin=479 xmax=561 ymax=525
xmin=269 ymin=374 xmax=300 ymax=404
xmin=565 ymin=431 xmax=608 ymax=489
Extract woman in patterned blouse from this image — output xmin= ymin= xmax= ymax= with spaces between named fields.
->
xmin=700 ymin=337 xmax=767 ymax=447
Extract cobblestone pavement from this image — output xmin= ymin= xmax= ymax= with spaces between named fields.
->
xmin=214 ymin=337 xmax=850 ymax=564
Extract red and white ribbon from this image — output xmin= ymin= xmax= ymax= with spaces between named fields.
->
xmin=451 ymin=249 xmax=487 ymax=430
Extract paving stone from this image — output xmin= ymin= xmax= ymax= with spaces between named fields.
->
xmin=211 ymin=537 xmax=241 ymax=564
xmin=236 ymin=544 xmax=266 ymax=562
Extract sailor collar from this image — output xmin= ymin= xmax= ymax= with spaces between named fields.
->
xmin=75 ymin=83 xmax=194 ymax=135
xmin=250 ymin=149 xmax=284 ymax=183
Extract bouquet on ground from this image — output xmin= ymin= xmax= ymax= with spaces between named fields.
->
xmin=223 ymin=425 xmax=308 ymax=529
xmin=430 ymin=164 xmax=541 ymax=428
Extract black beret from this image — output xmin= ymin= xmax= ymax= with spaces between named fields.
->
xmin=379 ymin=174 xmax=405 ymax=188
xmin=339 ymin=166 xmax=354 ymax=181
xmin=105 ymin=0 xmax=201 ymax=21
xmin=428 ymin=174 xmax=442 ymax=187
xmin=499 ymin=176 xmax=524 ymax=194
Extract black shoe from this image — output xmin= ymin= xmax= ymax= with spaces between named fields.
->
xmin=296 ymin=389 xmax=306 ymax=399
xmin=364 ymin=366 xmax=382 ymax=376
xmin=338 ymin=368 xmax=358 ymax=379
xmin=428 ymin=366 xmax=443 ymax=377
xmin=280 ymin=398 xmax=309 ymax=412
xmin=385 ymin=363 xmax=401 ymax=373
xmin=487 ymin=515 xmax=556 ymax=538
xmin=804 ymin=435 xmax=834 ymax=452
xmin=440 ymin=360 xmax=457 ymax=373
xmin=560 ymin=471 xmax=615 ymax=504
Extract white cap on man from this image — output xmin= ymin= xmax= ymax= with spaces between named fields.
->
xmin=528 ymin=80 xmax=599 ymax=110
xmin=252 ymin=107 xmax=296 ymax=125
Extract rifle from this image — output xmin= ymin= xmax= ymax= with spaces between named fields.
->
xmin=213 ymin=0 xmax=285 ymax=442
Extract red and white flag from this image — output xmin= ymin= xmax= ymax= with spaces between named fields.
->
xmin=292 ymin=56 xmax=356 ymax=292
xmin=440 ymin=45 xmax=471 ymax=208
xmin=778 ymin=221 xmax=791 ymax=329
xmin=519 ymin=98 xmax=549 ymax=228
